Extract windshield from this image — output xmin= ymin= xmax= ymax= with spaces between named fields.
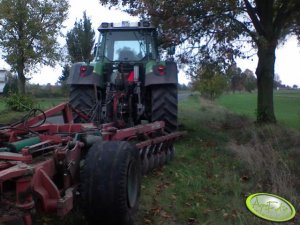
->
xmin=102 ymin=31 xmax=154 ymax=61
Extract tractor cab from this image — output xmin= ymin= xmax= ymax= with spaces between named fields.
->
xmin=92 ymin=21 xmax=160 ymax=86
xmin=94 ymin=21 xmax=159 ymax=62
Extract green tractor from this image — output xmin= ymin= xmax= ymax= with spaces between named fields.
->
xmin=67 ymin=21 xmax=178 ymax=132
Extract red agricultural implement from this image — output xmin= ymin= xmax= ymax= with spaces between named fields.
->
xmin=0 ymin=103 xmax=183 ymax=225
xmin=0 ymin=20 xmax=183 ymax=225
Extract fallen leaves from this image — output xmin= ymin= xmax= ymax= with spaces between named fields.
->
xmin=187 ymin=217 xmax=197 ymax=225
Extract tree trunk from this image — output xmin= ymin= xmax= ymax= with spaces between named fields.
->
xmin=17 ymin=69 xmax=26 ymax=94
xmin=255 ymin=41 xmax=277 ymax=124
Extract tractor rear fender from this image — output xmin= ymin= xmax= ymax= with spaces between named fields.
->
xmin=144 ymin=61 xmax=178 ymax=86
xmin=67 ymin=62 xmax=103 ymax=87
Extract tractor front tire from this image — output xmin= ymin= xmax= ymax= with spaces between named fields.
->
xmin=69 ymin=85 xmax=97 ymax=122
xmin=150 ymin=84 xmax=178 ymax=133
xmin=82 ymin=141 xmax=141 ymax=225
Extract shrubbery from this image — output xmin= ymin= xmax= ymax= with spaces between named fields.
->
xmin=4 ymin=92 xmax=36 ymax=112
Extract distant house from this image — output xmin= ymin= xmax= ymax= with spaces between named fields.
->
xmin=0 ymin=69 xmax=8 ymax=93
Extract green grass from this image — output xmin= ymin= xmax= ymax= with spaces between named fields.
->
xmin=136 ymin=95 xmax=300 ymax=225
xmin=36 ymin=97 xmax=67 ymax=109
xmin=217 ymin=90 xmax=300 ymax=130
xmin=2 ymin=94 xmax=300 ymax=225
xmin=0 ymin=97 xmax=66 ymax=124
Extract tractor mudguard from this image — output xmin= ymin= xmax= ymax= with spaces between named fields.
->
xmin=144 ymin=61 xmax=178 ymax=86
xmin=67 ymin=62 xmax=103 ymax=87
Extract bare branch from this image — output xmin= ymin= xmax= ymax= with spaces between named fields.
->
xmin=224 ymin=13 xmax=258 ymax=44
xmin=243 ymin=0 xmax=265 ymax=36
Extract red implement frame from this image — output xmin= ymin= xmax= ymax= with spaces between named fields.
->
xmin=0 ymin=103 xmax=184 ymax=224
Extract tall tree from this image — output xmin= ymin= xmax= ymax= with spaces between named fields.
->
xmin=58 ymin=64 xmax=70 ymax=84
xmin=193 ymin=61 xmax=228 ymax=100
xmin=0 ymin=0 xmax=69 ymax=94
xmin=66 ymin=11 xmax=95 ymax=63
xmin=226 ymin=64 xmax=243 ymax=92
xmin=242 ymin=69 xmax=257 ymax=92
xmin=100 ymin=0 xmax=300 ymax=124
xmin=58 ymin=63 xmax=70 ymax=96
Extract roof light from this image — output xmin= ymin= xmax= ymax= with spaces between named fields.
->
xmin=98 ymin=21 xmax=153 ymax=30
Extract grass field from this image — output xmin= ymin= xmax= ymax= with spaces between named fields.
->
xmin=0 ymin=97 xmax=67 ymax=124
xmin=217 ymin=90 xmax=300 ymax=130
xmin=1 ymin=94 xmax=300 ymax=225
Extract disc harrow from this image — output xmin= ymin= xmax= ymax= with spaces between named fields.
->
xmin=0 ymin=103 xmax=184 ymax=224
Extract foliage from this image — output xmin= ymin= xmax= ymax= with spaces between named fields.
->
xmin=5 ymin=92 xmax=36 ymax=112
xmin=99 ymin=0 xmax=300 ymax=64
xmin=224 ymin=64 xmax=257 ymax=93
xmin=57 ymin=64 xmax=70 ymax=96
xmin=99 ymin=0 xmax=300 ymax=124
xmin=27 ymin=84 xmax=66 ymax=98
xmin=193 ymin=62 xmax=228 ymax=100
xmin=66 ymin=11 xmax=95 ymax=63
xmin=58 ymin=64 xmax=70 ymax=83
xmin=226 ymin=63 xmax=243 ymax=92
xmin=3 ymin=72 xmax=18 ymax=96
xmin=0 ymin=0 xmax=69 ymax=94
xmin=241 ymin=69 xmax=256 ymax=92
xmin=0 ymin=96 xmax=66 ymax=124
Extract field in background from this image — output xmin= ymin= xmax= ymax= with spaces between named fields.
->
xmin=0 ymin=93 xmax=300 ymax=225
xmin=217 ymin=90 xmax=300 ymax=130
xmin=0 ymin=97 xmax=66 ymax=124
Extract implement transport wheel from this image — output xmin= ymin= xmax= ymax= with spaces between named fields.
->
xmin=69 ymin=85 xmax=99 ymax=122
xmin=150 ymin=84 xmax=178 ymax=133
xmin=82 ymin=141 xmax=141 ymax=225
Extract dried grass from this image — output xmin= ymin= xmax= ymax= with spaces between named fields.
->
xmin=228 ymin=130 xmax=298 ymax=203
xmin=199 ymin=97 xmax=252 ymax=131
xmin=201 ymin=96 xmax=300 ymax=214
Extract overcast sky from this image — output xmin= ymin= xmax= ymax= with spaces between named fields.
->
xmin=0 ymin=0 xmax=299 ymax=87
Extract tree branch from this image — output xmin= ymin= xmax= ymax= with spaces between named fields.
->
xmin=224 ymin=13 xmax=258 ymax=44
xmin=243 ymin=0 xmax=265 ymax=36
xmin=273 ymin=1 xmax=300 ymax=38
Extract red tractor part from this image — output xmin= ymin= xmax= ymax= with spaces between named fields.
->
xmin=0 ymin=103 xmax=184 ymax=225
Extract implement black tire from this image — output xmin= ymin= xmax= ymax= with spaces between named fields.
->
xmin=151 ymin=84 xmax=178 ymax=133
xmin=82 ymin=141 xmax=141 ymax=225
xmin=69 ymin=85 xmax=96 ymax=122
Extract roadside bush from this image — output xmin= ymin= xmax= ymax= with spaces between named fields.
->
xmin=5 ymin=92 xmax=36 ymax=111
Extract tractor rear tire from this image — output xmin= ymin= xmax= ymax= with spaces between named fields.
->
xmin=82 ymin=141 xmax=141 ymax=225
xmin=69 ymin=85 xmax=97 ymax=122
xmin=150 ymin=84 xmax=178 ymax=133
